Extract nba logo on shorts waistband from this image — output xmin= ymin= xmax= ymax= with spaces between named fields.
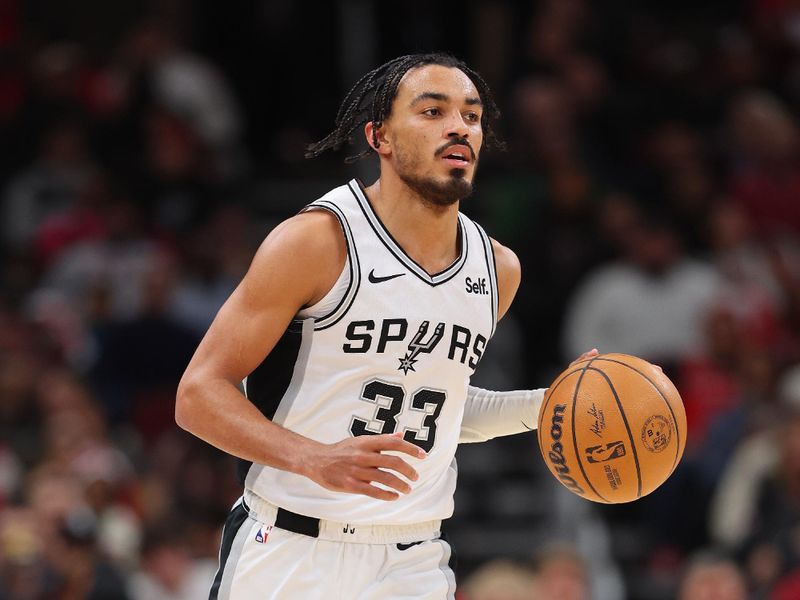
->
xmin=255 ymin=525 xmax=273 ymax=544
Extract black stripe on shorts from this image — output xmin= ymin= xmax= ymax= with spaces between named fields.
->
xmin=209 ymin=501 xmax=249 ymax=600
xmin=440 ymin=528 xmax=458 ymax=582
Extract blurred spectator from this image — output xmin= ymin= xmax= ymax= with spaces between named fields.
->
xmin=51 ymin=507 xmax=131 ymax=600
xmin=0 ymin=315 xmax=54 ymax=469
xmin=0 ymin=508 xmax=61 ymax=600
xmin=128 ymin=522 xmax=217 ymax=600
xmin=40 ymin=196 xmax=171 ymax=321
xmin=511 ymin=77 xmax=578 ymax=172
xmin=121 ymin=19 xmax=246 ymax=180
xmin=167 ymin=205 xmax=255 ymax=336
xmin=726 ymin=398 xmax=800 ymax=596
xmin=706 ymin=201 xmax=798 ymax=344
xmin=642 ymin=121 xmax=717 ymax=253
xmin=20 ymin=468 xmax=131 ymax=600
xmin=532 ymin=543 xmax=591 ymax=600
xmin=26 ymin=287 xmax=98 ymax=370
xmin=138 ymin=107 xmax=221 ymax=233
xmin=88 ymin=254 xmax=199 ymax=425
xmin=677 ymin=305 xmax=747 ymax=450
xmin=524 ymin=0 xmax=590 ymax=70
xmin=0 ymin=443 xmax=21 ymax=509
xmin=562 ymin=211 xmax=720 ymax=367
xmin=459 ymin=559 xmax=538 ymax=600
xmin=678 ymin=552 xmax=747 ymax=600
xmin=708 ymin=364 xmax=800 ymax=550
xmin=677 ymin=200 xmax=800 ymax=450
xmin=2 ymin=120 xmax=94 ymax=251
xmin=727 ymin=90 xmax=800 ymax=236
xmin=33 ymin=169 xmax=111 ymax=267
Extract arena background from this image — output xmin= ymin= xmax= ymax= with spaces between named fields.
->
xmin=2 ymin=1 xmax=800 ymax=598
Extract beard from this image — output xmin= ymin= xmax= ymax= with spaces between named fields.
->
xmin=399 ymin=169 xmax=474 ymax=206
xmin=394 ymin=143 xmax=476 ymax=207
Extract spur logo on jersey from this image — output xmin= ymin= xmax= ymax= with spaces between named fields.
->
xmin=342 ymin=318 xmax=486 ymax=372
xmin=398 ymin=321 xmax=445 ymax=374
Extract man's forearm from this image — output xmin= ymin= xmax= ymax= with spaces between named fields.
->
xmin=176 ymin=375 xmax=425 ymax=500
xmin=176 ymin=376 xmax=322 ymax=477
xmin=459 ymin=386 xmax=546 ymax=443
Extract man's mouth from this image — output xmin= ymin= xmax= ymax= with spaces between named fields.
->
xmin=440 ymin=145 xmax=473 ymax=167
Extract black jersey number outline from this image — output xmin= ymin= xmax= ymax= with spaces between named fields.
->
xmin=350 ymin=379 xmax=447 ymax=451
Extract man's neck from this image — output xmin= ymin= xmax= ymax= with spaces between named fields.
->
xmin=362 ymin=173 xmax=461 ymax=275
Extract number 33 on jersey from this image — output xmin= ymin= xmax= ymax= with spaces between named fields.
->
xmin=240 ymin=180 xmax=498 ymax=525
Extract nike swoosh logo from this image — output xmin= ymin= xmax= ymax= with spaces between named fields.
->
xmin=396 ymin=541 xmax=424 ymax=551
xmin=368 ymin=269 xmax=405 ymax=284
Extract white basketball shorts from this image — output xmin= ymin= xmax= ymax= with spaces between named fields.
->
xmin=208 ymin=491 xmax=457 ymax=599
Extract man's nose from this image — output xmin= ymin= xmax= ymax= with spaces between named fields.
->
xmin=444 ymin=112 xmax=470 ymax=139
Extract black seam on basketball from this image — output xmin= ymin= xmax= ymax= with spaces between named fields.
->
xmin=546 ymin=366 xmax=589 ymax=397
xmin=571 ymin=361 xmax=608 ymax=502
xmin=537 ymin=368 xmax=584 ymax=460
xmin=591 ymin=357 xmax=682 ymax=473
xmin=587 ymin=366 xmax=643 ymax=498
xmin=538 ymin=368 xmax=586 ymax=448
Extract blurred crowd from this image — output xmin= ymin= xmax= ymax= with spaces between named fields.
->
xmin=2 ymin=1 xmax=800 ymax=599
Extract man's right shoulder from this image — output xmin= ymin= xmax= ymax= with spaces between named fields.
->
xmin=257 ymin=209 xmax=345 ymax=264
xmin=243 ymin=208 xmax=347 ymax=308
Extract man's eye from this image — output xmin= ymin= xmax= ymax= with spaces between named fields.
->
xmin=423 ymin=108 xmax=441 ymax=117
xmin=465 ymin=112 xmax=481 ymax=122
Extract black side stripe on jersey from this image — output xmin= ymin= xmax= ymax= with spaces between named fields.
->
xmin=347 ymin=179 xmax=469 ymax=287
xmin=302 ymin=200 xmax=361 ymax=331
xmin=236 ymin=324 xmax=306 ymax=485
xmin=209 ymin=500 xmax=248 ymax=600
xmin=474 ymin=222 xmax=498 ymax=338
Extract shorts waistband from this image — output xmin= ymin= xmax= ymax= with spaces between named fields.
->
xmin=242 ymin=490 xmax=441 ymax=545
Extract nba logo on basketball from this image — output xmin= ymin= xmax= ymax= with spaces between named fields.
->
xmin=255 ymin=525 xmax=273 ymax=544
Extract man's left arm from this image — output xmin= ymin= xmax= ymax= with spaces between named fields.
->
xmin=459 ymin=239 xmax=595 ymax=443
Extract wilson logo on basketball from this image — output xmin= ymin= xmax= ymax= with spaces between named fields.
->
xmin=585 ymin=440 xmax=626 ymax=463
xmin=547 ymin=404 xmax=585 ymax=495
xmin=641 ymin=415 xmax=672 ymax=453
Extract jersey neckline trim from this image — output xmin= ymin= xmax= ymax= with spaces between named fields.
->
xmin=347 ymin=179 xmax=469 ymax=286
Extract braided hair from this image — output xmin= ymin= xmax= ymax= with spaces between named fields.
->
xmin=306 ymin=53 xmax=503 ymax=163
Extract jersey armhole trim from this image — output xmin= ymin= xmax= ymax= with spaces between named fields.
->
xmin=474 ymin=222 xmax=498 ymax=338
xmin=299 ymin=201 xmax=361 ymax=331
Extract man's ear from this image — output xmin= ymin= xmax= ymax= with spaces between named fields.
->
xmin=364 ymin=121 xmax=390 ymax=155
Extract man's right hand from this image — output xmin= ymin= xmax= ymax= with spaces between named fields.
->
xmin=302 ymin=433 xmax=426 ymax=501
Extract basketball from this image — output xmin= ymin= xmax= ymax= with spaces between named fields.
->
xmin=537 ymin=353 xmax=687 ymax=503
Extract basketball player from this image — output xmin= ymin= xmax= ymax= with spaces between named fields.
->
xmin=177 ymin=53 xmax=596 ymax=599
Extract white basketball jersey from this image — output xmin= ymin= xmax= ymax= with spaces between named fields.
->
xmin=241 ymin=179 xmax=498 ymax=525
